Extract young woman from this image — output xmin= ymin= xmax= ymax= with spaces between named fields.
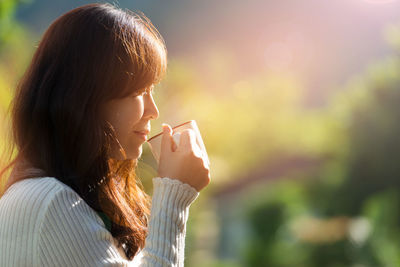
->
xmin=0 ymin=3 xmax=210 ymax=266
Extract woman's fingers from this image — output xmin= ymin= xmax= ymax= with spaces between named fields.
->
xmin=157 ymin=126 xmax=211 ymax=192
xmin=160 ymin=123 xmax=173 ymax=155
xmin=161 ymin=126 xmax=204 ymax=159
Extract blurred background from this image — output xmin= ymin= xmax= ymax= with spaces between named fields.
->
xmin=1 ymin=0 xmax=400 ymax=266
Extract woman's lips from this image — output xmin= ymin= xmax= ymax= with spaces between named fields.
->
xmin=134 ymin=131 xmax=149 ymax=141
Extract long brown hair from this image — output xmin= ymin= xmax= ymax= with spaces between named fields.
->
xmin=0 ymin=3 xmax=167 ymax=260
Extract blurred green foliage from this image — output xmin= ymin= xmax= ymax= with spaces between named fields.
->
xmin=230 ymin=32 xmax=400 ymax=267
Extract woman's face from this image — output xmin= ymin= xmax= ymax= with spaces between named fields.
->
xmin=102 ymin=86 xmax=159 ymax=160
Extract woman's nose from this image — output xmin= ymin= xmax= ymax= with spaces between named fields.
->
xmin=144 ymin=94 xmax=159 ymax=120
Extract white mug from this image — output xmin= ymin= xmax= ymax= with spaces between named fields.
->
xmin=147 ymin=120 xmax=210 ymax=167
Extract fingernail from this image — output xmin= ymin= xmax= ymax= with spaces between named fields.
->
xmin=162 ymin=123 xmax=168 ymax=133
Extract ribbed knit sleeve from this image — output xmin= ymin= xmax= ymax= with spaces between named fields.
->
xmin=138 ymin=177 xmax=200 ymax=266
xmin=36 ymin=177 xmax=199 ymax=267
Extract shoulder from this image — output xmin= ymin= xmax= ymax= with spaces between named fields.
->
xmin=19 ymin=177 xmax=107 ymax=240
xmin=0 ymin=177 xmax=69 ymax=222
xmin=2 ymin=176 xmax=70 ymax=198
xmin=0 ymin=176 xmax=106 ymax=238
xmin=0 ymin=177 xmax=112 ymax=266
xmin=1 ymin=176 xmax=106 ymax=243
xmin=33 ymin=177 xmax=104 ymax=228
xmin=28 ymin=178 xmax=130 ymax=265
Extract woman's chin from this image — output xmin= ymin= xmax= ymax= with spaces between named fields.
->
xmin=126 ymin=145 xmax=142 ymax=160
xmin=109 ymin=144 xmax=142 ymax=161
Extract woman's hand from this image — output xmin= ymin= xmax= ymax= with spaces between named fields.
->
xmin=157 ymin=123 xmax=210 ymax=192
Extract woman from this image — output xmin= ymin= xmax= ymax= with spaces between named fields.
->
xmin=0 ymin=3 xmax=210 ymax=266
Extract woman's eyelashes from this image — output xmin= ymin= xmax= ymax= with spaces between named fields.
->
xmin=130 ymin=90 xmax=146 ymax=98
xmin=132 ymin=88 xmax=153 ymax=97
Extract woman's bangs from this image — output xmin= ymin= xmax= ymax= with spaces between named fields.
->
xmin=118 ymin=15 xmax=167 ymax=98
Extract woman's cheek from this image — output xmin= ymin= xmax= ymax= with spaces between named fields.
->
xmin=128 ymin=97 xmax=145 ymax=124
xmin=134 ymin=97 xmax=145 ymax=119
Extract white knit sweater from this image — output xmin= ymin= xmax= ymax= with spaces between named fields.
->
xmin=0 ymin=176 xmax=200 ymax=266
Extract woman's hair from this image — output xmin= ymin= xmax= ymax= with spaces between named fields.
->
xmin=0 ymin=3 xmax=167 ymax=259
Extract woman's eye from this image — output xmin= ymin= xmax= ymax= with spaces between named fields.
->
xmin=131 ymin=90 xmax=145 ymax=97
xmin=131 ymin=87 xmax=153 ymax=98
